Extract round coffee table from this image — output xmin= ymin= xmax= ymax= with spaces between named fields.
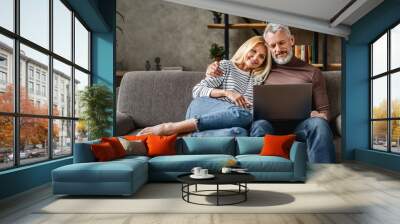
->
xmin=177 ymin=173 xmax=255 ymax=206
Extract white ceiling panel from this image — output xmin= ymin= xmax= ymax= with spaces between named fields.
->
xmin=163 ymin=0 xmax=384 ymax=38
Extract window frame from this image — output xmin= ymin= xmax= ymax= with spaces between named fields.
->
xmin=370 ymin=20 xmax=400 ymax=154
xmin=0 ymin=0 xmax=92 ymax=171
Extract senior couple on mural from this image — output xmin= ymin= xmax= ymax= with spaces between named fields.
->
xmin=139 ymin=23 xmax=335 ymax=163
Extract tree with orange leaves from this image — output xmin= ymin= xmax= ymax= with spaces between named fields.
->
xmin=0 ymin=84 xmax=59 ymax=150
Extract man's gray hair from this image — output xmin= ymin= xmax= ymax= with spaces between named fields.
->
xmin=263 ymin=23 xmax=292 ymax=39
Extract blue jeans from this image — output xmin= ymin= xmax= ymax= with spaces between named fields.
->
xmin=252 ymin=117 xmax=336 ymax=163
xmin=185 ymin=97 xmax=265 ymax=137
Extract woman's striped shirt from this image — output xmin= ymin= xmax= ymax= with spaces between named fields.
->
xmin=192 ymin=60 xmax=255 ymax=111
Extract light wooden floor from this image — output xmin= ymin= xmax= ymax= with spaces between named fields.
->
xmin=1 ymin=162 xmax=400 ymax=224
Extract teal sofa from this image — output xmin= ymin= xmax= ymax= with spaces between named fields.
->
xmin=52 ymin=137 xmax=306 ymax=196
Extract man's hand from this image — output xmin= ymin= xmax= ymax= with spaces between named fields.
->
xmin=310 ymin=110 xmax=328 ymax=121
xmin=206 ymin=61 xmax=224 ymax=77
xmin=225 ymin=90 xmax=252 ymax=108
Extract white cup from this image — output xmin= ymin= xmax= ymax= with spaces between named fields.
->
xmin=200 ymin=169 xmax=208 ymax=176
xmin=221 ymin=167 xmax=232 ymax=174
xmin=191 ymin=167 xmax=202 ymax=176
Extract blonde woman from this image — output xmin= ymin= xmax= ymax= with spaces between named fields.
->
xmin=139 ymin=36 xmax=272 ymax=137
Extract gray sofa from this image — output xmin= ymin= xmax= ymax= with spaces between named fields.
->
xmin=116 ymin=70 xmax=342 ymax=161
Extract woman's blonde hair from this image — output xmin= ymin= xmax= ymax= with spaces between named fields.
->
xmin=231 ymin=36 xmax=271 ymax=84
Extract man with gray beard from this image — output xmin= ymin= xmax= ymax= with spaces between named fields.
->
xmin=206 ymin=24 xmax=335 ymax=163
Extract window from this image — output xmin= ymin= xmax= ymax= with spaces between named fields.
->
xmin=0 ymin=54 xmax=7 ymax=67
xmin=0 ymin=71 xmax=6 ymax=85
xmin=20 ymin=0 xmax=49 ymax=49
xmin=35 ymin=83 xmax=40 ymax=95
xmin=41 ymin=73 xmax=46 ymax=82
xmin=35 ymin=70 xmax=41 ymax=81
xmin=28 ymin=67 xmax=34 ymax=80
xmin=28 ymin=81 xmax=34 ymax=94
xmin=0 ymin=54 xmax=7 ymax=87
xmin=53 ymin=0 xmax=72 ymax=60
xmin=0 ymin=0 xmax=91 ymax=170
xmin=42 ymin=85 xmax=46 ymax=97
xmin=0 ymin=0 xmax=14 ymax=32
xmin=371 ymin=23 xmax=400 ymax=154
xmin=75 ymin=18 xmax=89 ymax=70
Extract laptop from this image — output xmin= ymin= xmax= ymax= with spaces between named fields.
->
xmin=253 ymin=83 xmax=312 ymax=121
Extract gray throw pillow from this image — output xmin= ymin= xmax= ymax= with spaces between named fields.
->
xmin=118 ymin=137 xmax=147 ymax=156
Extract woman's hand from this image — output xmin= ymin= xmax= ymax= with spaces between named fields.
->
xmin=206 ymin=61 xmax=224 ymax=77
xmin=225 ymin=90 xmax=252 ymax=108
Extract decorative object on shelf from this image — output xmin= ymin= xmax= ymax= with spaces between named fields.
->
xmin=145 ymin=60 xmax=151 ymax=71
xmin=209 ymin=43 xmax=225 ymax=61
xmin=79 ymin=84 xmax=113 ymax=140
xmin=294 ymin=44 xmax=312 ymax=64
xmin=211 ymin=11 xmax=222 ymax=24
xmin=155 ymin=57 xmax=161 ymax=71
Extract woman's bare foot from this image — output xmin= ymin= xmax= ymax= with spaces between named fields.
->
xmin=138 ymin=119 xmax=197 ymax=136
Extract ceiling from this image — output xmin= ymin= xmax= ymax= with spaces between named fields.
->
xmin=163 ymin=0 xmax=384 ymax=38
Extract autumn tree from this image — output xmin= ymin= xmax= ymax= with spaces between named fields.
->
xmin=372 ymin=99 xmax=400 ymax=143
xmin=0 ymin=84 xmax=60 ymax=151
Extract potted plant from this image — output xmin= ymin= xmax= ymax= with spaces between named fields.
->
xmin=211 ymin=11 xmax=222 ymax=24
xmin=79 ymin=84 xmax=113 ymax=140
xmin=209 ymin=43 xmax=225 ymax=61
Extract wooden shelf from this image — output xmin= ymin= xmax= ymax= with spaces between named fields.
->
xmin=207 ymin=23 xmax=266 ymax=29
xmin=311 ymin=63 xmax=341 ymax=70
xmin=312 ymin=64 xmax=324 ymax=68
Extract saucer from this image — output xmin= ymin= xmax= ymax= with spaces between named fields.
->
xmin=190 ymin=174 xmax=215 ymax=179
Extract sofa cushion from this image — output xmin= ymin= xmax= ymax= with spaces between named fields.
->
xmin=178 ymin=137 xmax=235 ymax=155
xmin=117 ymin=71 xmax=204 ymax=128
xmin=118 ymin=138 xmax=147 ymax=156
xmin=91 ymin=142 xmax=118 ymax=161
xmin=259 ymin=134 xmax=296 ymax=159
xmin=101 ymin=137 xmax=127 ymax=158
xmin=236 ymin=137 xmax=263 ymax=155
xmin=148 ymin=154 xmax=235 ymax=172
xmin=236 ymin=155 xmax=293 ymax=172
xmin=52 ymin=158 xmax=147 ymax=183
xmin=147 ymin=135 xmax=177 ymax=157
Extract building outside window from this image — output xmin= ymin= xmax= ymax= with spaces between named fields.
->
xmin=370 ymin=23 xmax=400 ymax=154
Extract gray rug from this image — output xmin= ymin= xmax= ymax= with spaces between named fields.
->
xmin=38 ymin=183 xmax=361 ymax=214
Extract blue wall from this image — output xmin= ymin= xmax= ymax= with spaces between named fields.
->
xmin=345 ymin=0 xmax=400 ymax=170
xmin=0 ymin=0 xmax=116 ymax=200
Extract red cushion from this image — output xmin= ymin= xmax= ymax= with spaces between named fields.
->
xmin=146 ymin=135 xmax=177 ymax=157
xmin=91 ymin=142 xmax=118 ymax=161
xmin=259 ymin=134 xmax=296 ymax=159
xmin=101 ymin=137 xmax=126 ymax=158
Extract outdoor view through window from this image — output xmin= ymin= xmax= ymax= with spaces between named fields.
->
xmin=0 ymin=0 xmax=90 ymax=170
xmin=371 ymin=23 xmax=400 ymax=153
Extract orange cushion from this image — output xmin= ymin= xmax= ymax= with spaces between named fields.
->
xmin=101 ymin=137 xmax=126 ymax=158
xmin=259 ymin=134 xmax=296 ymax=159
xmin=91 ymin=142 xmax=118 ymax=161
xmin=146 ymin=135 xmax=177 ymax=157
